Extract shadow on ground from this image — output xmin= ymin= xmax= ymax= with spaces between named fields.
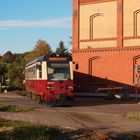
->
xmin=0 ymin=127 xmax=139 ymax=140
xmin=108 ymin=131 xmax=140 ymax=140
xmin=73 ymin=96 xmax=140 ymax=107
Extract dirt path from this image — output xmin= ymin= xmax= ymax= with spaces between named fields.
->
xmin=0 ymin=92 xmax=140 ymax=139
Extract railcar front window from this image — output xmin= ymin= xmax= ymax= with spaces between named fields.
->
xmin=47 ymin=62 xmax=70 ymax=81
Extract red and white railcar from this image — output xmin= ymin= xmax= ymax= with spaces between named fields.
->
xmin=25 ymin=53 xmax=74 ymax=106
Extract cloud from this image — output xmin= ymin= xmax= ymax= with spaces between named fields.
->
xmin=0 ymin=17 xmax=72 ymax=29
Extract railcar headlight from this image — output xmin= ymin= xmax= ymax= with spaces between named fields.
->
xmin=46 ymin=86 xmax=54 ymax=91
xmin=66 ymin=85 xmax=73 ymax=90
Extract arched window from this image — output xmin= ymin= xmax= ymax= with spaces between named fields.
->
xmin=89 ymin=13 xmax=104 ymax=39
xmin=134 ymin=9 xmax=140 ymax=36
xmin=89 ymin=56 xmax=100 ymax=75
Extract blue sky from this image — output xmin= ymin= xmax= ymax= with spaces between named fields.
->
xmin=0 ymin=0 xmax=72 ymax=55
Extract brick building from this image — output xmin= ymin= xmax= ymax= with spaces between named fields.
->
xmin=72 ymin=0 xmax=140 ymax=93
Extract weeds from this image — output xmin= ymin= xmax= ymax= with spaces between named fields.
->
xmin=0 ymin=104 xmax=33 ymax=112
xmin=123 ymin=112 xmax=140 ymax=121
xmin=0 ymin=119 xmax=112 ymax=140
xmin=0 ymin=119 xmax=55 ymax=140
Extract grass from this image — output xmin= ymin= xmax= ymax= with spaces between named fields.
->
xmin=0 ymin=119 xmax=112 ymax=140
xmin=123 ymin=112 xmax=140 ymax=121
xmin=0 ymin=118 xmax=56 ymax=140
xmin=0 ymin=104 xmax=33 ymax=112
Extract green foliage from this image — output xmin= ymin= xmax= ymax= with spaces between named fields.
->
xmin=0 ymin=61 xmax=8 ymax=84
xmin=0 ymin=51 xmax=27 ymax=90
xmin=0 ymin=119 xmax=55 ymax=140
xmin=0 ymin=119 xmax=112 ymax=140
xmin=56 ymin=41 xmax=69 ymax=55
xmin=0 ymin=55 xmax=2 ymax=61
xmin=0 ymin=63 xmax=6 ymax=75
xmin=5 ymin=62 xmax=24 ymax=90
xmin=2 ymin=51 xmax=15 ymax=63
xmin=0 ymin=104 xmax=33 ymax=112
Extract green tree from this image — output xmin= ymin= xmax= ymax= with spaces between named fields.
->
xmin=56 ymin=41 xmax=69 ymax=55
xmin=0 ymin=63 xmax=7 ymax=84
xmin=0 ymin=52 xmax=27 ymax=90
xmin=0 ymin=55 xmax=2 ymax=61
xmin=6 ymin=62 xmax=24 ymax=90
xmin=0 ymin=64 xmax=6 ymax=75
xmin=2 ymin=51 xmax=15 ymax=63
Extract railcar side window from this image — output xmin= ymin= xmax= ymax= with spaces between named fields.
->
xmin=47 ymin=62 xmax=70 ymax=81
xmin=25 ymin=66 xmax=36 ymax=79
xmin=36 ymin=64 xmax=42 ymax=78
xmin=39 ymin=65 xmax=42 ymax=78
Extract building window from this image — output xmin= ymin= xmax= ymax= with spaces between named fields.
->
xmin=134 ymin=9 xmax=140 ymax=36
xmin=89 ymin=13 xmax=103 ymax=39
xmin=89 ymin=56 xmax=100 ymax=75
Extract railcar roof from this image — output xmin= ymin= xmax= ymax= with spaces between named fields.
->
xmin=26 ymin=53 xmax=72 ymax=67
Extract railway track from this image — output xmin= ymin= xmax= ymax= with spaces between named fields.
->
xmin=0 ymin=92 xmax=140 ymax=139
xmin=46 ymin=106 xmax=111 ymax=140
xmin=20 ymin=91 xmax=140 ymax=139
xmin=50 ymin=106 xmax=140 ymax=139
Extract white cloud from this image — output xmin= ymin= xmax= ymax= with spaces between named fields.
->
xmin=0 ymin=17 xmax=72 ymax=29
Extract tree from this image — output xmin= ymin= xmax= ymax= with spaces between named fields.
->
xmin=2 ymin=51 xmax=15 ymax=63
xmin=6 ymin=62 xmax=24 ymax=90
xmin=0 ymin=64 xmax=6 ymax=75
xmin=0 ymin=55 xmax=2 ymax=61
xmin=34 ymin=39 xmax=52 ymax=56
xmin=25 ymin=39 xmax=52 ymax=63
xmin=0 ymin=63 xmax=7 ymax=84
xmin=0 ymin=52 xmax=27 ymax=89
xmin=56 ymin=41 xmax=69 ymax=55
